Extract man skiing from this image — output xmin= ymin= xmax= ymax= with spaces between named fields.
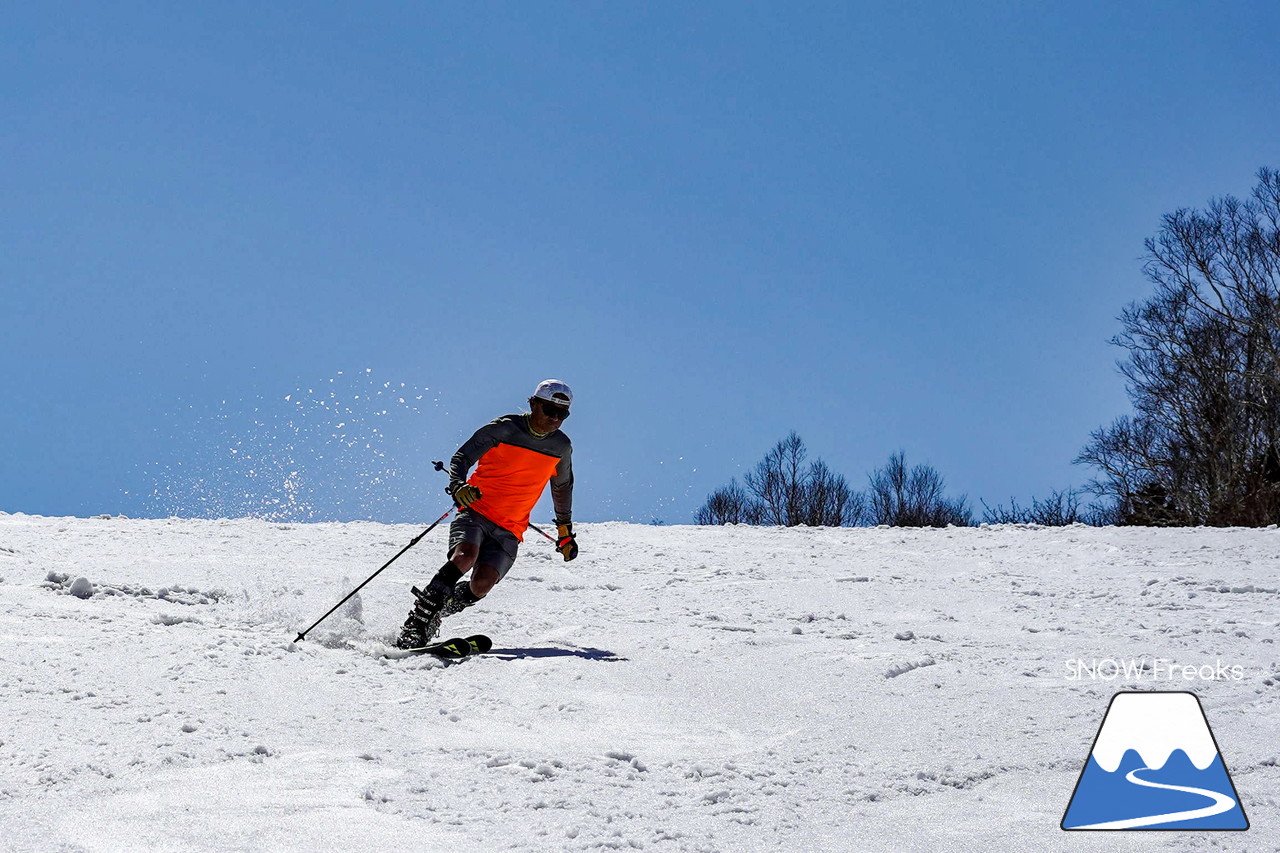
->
xmin=395 ymin=379 xmax=578 ymax=649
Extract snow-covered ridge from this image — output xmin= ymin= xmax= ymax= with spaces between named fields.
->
xmin=1090 ymin=692 xmax=1220 ymax=772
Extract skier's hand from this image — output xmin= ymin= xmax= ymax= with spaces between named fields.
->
xmin=556 ymin=523 xmax=578 ymax=562
xmin=448 ymin=481 xmax=482 ymax=509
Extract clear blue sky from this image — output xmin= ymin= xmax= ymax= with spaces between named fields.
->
xmin=4 ymin=2 xmax=1279 ymax=524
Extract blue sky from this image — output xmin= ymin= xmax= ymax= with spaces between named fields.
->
xmin=4 ymin=2 xmax=1279 ymax=525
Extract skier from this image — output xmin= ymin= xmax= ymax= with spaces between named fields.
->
xmin=395 ymin=379 xmax=578 ymax=648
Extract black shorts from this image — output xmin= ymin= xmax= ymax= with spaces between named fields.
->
xmin=448 ymin=509 xmax=520 ymax=579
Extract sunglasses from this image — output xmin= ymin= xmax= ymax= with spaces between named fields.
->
xmin=538 ymin=400 xmax=571 ymax=420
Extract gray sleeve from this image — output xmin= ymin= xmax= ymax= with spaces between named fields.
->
xmin=449 ymin=421 xmax=502 ymax=484
xmin=551 ymin=443 xmax=573 ymax=525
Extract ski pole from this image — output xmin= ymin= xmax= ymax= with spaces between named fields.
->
xmin=292 ymin=505 xmax=454 ymax=643
xmin=526 ymin=519 xmax=557 ymax=544
xmin=431 ymin=460 xmax=558 ymax=545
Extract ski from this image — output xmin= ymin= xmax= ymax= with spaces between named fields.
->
xmin=403 ymin=633 xmax=493 ymax=659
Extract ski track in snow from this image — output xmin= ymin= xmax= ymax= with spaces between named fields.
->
xmin=0 ymin=515 xmax=1277 ymax=852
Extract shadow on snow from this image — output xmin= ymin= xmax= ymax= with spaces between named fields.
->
xmin=488 ymin=646 xmax=627 ymax=662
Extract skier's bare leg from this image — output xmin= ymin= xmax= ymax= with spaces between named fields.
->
xmin=447 ymin=543 xmax=498 ymax=597
xmin=449 ymin=541 xmax=479 ymax=572
xmin=469 ymin=564 xmax=500 ymax=597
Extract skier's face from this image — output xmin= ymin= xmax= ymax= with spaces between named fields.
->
xmin=529 ymin=398 xmax=569 ymax=434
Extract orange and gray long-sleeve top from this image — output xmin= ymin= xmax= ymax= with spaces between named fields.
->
xmin=448 ymin=413 xmax=573 ymax=541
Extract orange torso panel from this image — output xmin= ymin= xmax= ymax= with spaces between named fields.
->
xmin=468 ymin=443 xmax=562 ymax=540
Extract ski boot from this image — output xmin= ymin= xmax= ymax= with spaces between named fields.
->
xmin=394 ymin=605 xmax=442 ymax=649
xmin=440 ymin=579 xmax=482 ymax=618
xmin=393 ymin=577 xmax=453 ymax=649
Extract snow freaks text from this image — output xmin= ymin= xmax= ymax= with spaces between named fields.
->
xmin=1064 ymin=659 xmax=1245 ymax=682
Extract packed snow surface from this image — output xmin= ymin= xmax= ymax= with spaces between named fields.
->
xmin=1 ymin=514 xmax=1277 ymax=852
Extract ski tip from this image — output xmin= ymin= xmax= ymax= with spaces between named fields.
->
xmin=466 ymin=634 xmax=493 ymax=655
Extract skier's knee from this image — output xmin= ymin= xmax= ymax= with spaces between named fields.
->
xmin=451 ymin=542 xmax=479 ymax=571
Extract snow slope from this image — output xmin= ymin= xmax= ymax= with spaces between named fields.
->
xmin=0 ymin=514 xmax=1277 ymax=852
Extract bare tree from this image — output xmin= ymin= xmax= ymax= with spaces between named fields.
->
xmin=867 ymin=451 xmax=971 ymax=527
xmin=696 ymin=432 xmax=862 ymax=526
xmin=694 ymin=478 xmax=760 ymax=525
xmin=744 ymin=432 xmax=807 ymax=525
xmin=1078 ymin=168 xmax=1280 ymax=526
xmin=802 ymin=459 xmax=867 ymax=527
xmin=981 ymin=490 xmax=1088 ymax=525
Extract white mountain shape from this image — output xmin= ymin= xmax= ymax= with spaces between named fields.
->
xmin=1091 ymin=692 xmax=1220 ymax=772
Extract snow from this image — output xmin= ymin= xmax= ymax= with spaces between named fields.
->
xmin=0 ymin=514 xmax=1277 ymax=851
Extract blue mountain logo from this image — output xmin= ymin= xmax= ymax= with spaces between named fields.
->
xmin=1062 ymin=691 xmax=1248 ymax=830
